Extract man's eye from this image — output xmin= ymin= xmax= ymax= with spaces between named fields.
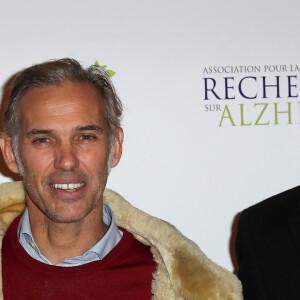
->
xmin=33 ymin=137 xmax=49 ymax=143
xmin=79 ymin=135 xmax=96 ymax=140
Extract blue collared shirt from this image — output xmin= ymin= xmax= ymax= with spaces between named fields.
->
xmin=18 ymin=202 xmax=123 ymax=267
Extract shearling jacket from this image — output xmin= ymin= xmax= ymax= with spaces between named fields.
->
xmin=0 ymin=181 xmax=242 ymax=300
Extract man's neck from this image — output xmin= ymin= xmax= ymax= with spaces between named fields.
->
xmin=27 ymin=201 xmax=107 ymax=265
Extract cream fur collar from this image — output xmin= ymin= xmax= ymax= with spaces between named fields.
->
xmin=0 ymin=182 xmax=242 ymax=300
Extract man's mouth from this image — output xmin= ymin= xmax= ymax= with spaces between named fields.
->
xmin=50 ymin=183 xmax=85 ymax=192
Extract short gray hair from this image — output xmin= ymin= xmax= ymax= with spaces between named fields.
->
xmin=3 ymin=58 xmax=123 ymax=154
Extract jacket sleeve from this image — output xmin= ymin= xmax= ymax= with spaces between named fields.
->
xmin=235 ymin=211 xmax=267 ymax=300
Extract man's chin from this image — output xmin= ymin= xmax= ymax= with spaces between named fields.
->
xmin=30 ymin=197 xmax=93 ymax=224
xmin=44 ymin=210 xmax=91 ymax=224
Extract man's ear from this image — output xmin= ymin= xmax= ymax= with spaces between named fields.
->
xmin=111 ymin=127 xmax=124 ymax=168
xmin=0 ymin=134 xmax=20 ymax=174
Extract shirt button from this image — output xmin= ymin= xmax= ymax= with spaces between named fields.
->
xmin=29 ymin=241 xmax=36 ymax=249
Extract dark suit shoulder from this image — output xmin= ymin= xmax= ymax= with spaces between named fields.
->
xmin=242 ymin=185 xmax=300 ymax=226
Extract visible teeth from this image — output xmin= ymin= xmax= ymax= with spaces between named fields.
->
xmin=51 ymin=183 xmax=85 ymax=191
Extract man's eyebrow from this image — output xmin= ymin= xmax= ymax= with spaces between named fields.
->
xmin=26 ymin=126 xmax=104 ymax=136
xmin=75 ymin=125 xmax=103 ymax=131
xmin=27 ymin=129 xmax=53 ymax=135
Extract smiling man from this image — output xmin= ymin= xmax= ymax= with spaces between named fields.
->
xmin=0 ymin=58 xmax=242 ymax=299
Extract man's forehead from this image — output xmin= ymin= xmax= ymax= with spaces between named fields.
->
xmin=19 ymin=80 xmax=102 ymax=101
xmin=17 ymin=81 xmax=106 ymax=131
xmin=18 ymin=81 xmax=102 ymax=109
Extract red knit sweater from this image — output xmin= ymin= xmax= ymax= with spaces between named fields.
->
xmin=2 ymin=216 xmax=156 ymax=299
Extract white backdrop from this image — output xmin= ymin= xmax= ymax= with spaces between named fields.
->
xmin=1 ymin=0 xmax=300 ymax=272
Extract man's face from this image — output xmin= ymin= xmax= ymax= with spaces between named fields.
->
xmin=8 ymin=81 xmax=122 ymax=223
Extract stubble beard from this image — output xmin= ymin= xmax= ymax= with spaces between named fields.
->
xmin=23 ymin=169 xmax=109 ymax=224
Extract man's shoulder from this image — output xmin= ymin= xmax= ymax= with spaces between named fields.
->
xmin=240 ymin=185 xmax=300 ymax=228
xmin=244 ymin=185 xmax=300 ymax=214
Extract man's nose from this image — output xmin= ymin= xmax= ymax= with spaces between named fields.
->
xmin=54 ymin=141 xmax=79 ymax=171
